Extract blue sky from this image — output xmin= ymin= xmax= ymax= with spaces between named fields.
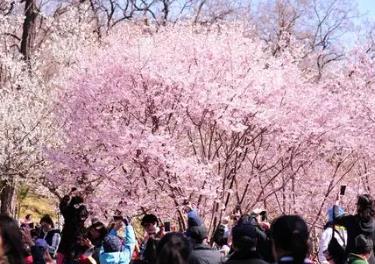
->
xmin=357 ymin=0 xmax=375 ymax=19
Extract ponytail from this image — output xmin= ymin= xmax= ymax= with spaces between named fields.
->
xmin=290 ymin=231 xmax=309 ymax=264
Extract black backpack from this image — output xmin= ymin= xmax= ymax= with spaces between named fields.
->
xmin=327 ymin=225 xmax=347 ymax=264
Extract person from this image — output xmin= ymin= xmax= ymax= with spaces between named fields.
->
xmin=318 ymin=206 xmax=347 ymax=264
xmin=57 ymin=193 xmax=89 ymax=264
xmin=0 ymin=214 xmax=25 ymax=264
xmin=348 ymin=234 xmax=373 ymax=264
xmin=21 ymin=215 xmax=34 ymax=229
xmin=271 ymin=215 xmax=312 ymax=264
xmin=247 ymin=211 xmax=272 ymax=262
xmin=87 ymin=221 xmax=107 ymax=263
xmin=156 ymin=233 xmax=192 ymax=264
xmin=186 ymin=209 xmax=221 ymax=264
xmin=333 ymin=194 xmax=375 ymax=264
xmin=212 ymin=221 xmax=230 ymax=257
xmin=38 ymin=214 xmax=61 ymax=258
xmin=251 ymin=209 xmax=270 ymax=231
xmin=99 ymin=216 xmax=136 ymax=264
xmin=225 ymin=214 xmax=268 ymax=264
xmin=139 ymin=214 xmax=162 ymax=264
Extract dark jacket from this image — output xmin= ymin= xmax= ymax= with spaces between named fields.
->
xmin=189 ymin=243 xmax=222 ymax=264
xmin=335 ymin=215 xmax=375 ymax=264
xmin=276 ymin=256 xmax=312 ymax=264
xmin=225 ymin=250 xmax=268 ymax=264
xmin=57 ymin=196 xmax=88 ymax=260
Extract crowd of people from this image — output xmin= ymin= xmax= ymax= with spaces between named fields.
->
xmin=1 ymin=192 xmax=375 ymax=264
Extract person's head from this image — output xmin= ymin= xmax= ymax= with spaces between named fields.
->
xmin=70 ymin=195 xmax=88 ymax=220
xmin=271 ymin=215 xmax=309 ymax=264
xmin=231 ymin=214 xmax=258 ymax=252
xmin=0 ymin=214 xmax=25 ymax=264
xmin=327 ymin=206 xmax=345 ymax=222
xmin=156 ymin=232 xmax=192 ymax=264
xmin=357 ymin=194 xmax=375 ymax=222
xmin=187 ymin=225 xmax=208 ymax=244
xmin=141 ymin=214 xmax=159 ymax=235
xmin=88 ymin=221 xmax=107 ymax=241
xmin=353 ymin=234 xmax=373 ymax=258
xmin=213 ymin=224 xmax=228 ymax=247
xmin=40 ymin=215 xmax=54 ymax=231
xmin=103 ymin=235 xmax=122 ymax=253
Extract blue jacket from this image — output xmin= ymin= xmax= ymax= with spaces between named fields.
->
xmin=99 ymin=225 xmax=136 ymax=264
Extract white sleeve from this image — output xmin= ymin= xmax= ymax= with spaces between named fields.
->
xmin=318 ymin=227 xmax=333 ymax=264
xmin=48 ymin=233 xmax=61 ymax=256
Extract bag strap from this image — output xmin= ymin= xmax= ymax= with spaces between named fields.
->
xmin=331 ymin=226 xmax=346 ymax=248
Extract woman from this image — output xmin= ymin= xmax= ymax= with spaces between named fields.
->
xmin=87 ymin=221 xmax=107 ymax=263
xmin=156 ymin=233 xmax=191 ymax=264
xmin=0 ymin=214 xmax=25 ymax=264
xmin=271 ymin=215 xmax=312 ymax=264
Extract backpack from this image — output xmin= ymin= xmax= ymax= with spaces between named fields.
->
xmin=327 ymin=225 xmax=347 ymax=264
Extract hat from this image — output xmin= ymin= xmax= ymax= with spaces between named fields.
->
xmin=187 ymin=210 xmax=203 ymax=228
xmin=187 ymin=225 xmax=208 ymax=241
xmin=103 ymin=235 xmax=122 ymax=253
xmin=232 ymin=221 xmax=257 ymax=240
xmin=354 ymin=234 xmax=373 ymax=254
xmin=327 ymin=206 xmax=345 ymax=222
xmin=252 ymin=208 xmax=266 ymax=215
xmin=35 ymin=239 xmax=49 ymax=250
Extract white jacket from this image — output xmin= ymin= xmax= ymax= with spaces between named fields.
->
xmin=318 ymin=225 xmax=347 ymax=264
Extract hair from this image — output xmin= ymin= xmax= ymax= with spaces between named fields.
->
xmin=233 ymin=236 xmax=257 ymax=252
xmin=141 ymin=214 xmax=158 ymax=227
xmin=156 ymin=233 xmax=191 ymax=264
xmin=88 ymin=221 xmax=107 ymax=242
xmin=271 ymin=215 xmax=309 ymax=264
xmin=40 ymin=214 xmax=54 ymax=228
xmin=0 ymin=214 xmax=25 ymax=264
xmin=231 ymin=215 xmax=257 ymax=252
xmin=70 ymin=195 xmax=84 ymax=205
xmin=357 ymin=194 xmax=375 ymax=222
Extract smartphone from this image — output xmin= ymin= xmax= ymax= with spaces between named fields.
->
xmin=164 ymin=221 xmax=171 ymax=232
xmin=340 ymin=185 xmax=346 ymax=196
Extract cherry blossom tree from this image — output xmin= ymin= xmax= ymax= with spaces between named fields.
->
xmin=0 ymin=1 xmax=94 ymax=215
xmin=47 ymin=23 xmax=375 ymax=233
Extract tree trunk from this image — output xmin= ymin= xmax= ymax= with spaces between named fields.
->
xmin=20 ymin=0 xmax=37 ymax=61
xmin=1 ymin=181 xmax=16 ymax=216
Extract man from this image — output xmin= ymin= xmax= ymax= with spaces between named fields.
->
xmin=225 ymin=214 xmax=268 ymax=264
xmin=334 ymin=194 xmax=375 ymax=264
xmin=57 ymin=194 xmax=89 ymax=264
xmin=139 ymin=214 xmax=162 ymax=264
xmin=249 ymin=210 xmax=272 ymax=262
xmin=186 ymin=209 xmax=222 ymax=264
xmin=38 ymin=214 xmax=61 ymax=258
xmin=348 ymin=235 xmax=373 ymax=264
